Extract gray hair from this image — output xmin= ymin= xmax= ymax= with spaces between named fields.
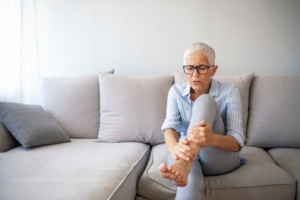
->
xmin=183 ymin=42 xmax=215 ymax=65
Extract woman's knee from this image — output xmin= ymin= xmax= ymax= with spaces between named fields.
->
xmin=189 ymin=94 xmax=219 ymax=128
xmin=194 ymin=94 xmax=216 ymax=107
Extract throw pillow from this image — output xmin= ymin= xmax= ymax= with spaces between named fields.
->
xmin=42 ymin=69 xmax=114 ymax=139
xmin=0 ymin=102 xmax=70 ymax=148
xmin=97 ymin=73 xmax=174 ymax=145
xmin=173 ymin=70 xmax=254 ymax=143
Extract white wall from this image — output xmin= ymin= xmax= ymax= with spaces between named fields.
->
xmin=36 ymin=0 xmax=300 ymax=77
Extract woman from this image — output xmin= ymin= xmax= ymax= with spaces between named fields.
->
xmin=158 ymin=42 xmax=247 ymax=199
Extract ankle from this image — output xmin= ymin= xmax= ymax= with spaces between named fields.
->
xmin=177 ymin=157 xmax=194 ymax=169
xmin=188 ymin=141 xmax=202 ymax=152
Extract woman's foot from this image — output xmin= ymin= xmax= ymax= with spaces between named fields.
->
xmin=158 ymin=163 xmax=189 ymax=186
xmin=158 ymin=159 xmax=193 ymax=187
xmin=158 ymin=163 xmax=177 ymax=180
xmin=168 ymin=159 xmax=192 ymax=186
xmin=158 ymin=141 xmax=202 ymax=187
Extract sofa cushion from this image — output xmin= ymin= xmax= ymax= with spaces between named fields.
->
xmin=0 ymin=102 xmax=70 ymax=148
xmin=267 ymin=148 xmax=300 ymax=200
xmin=137 ymin=143 xmax=296 ymax=200
xmin=42 ymin=69 xmax=114 ymax=139
xmin=173 ymin=71 xmax=254 ymax=142
xmin=135 ymin=195 xmax=150 ymax=200
xmin=0 ymin=122 xmax=20 ymax=152
xmin=0 ymin=139 xmax=150 ymax=200
xmin=246 ymin=75 xmax=300 ymax=148
xmin=97 ymin=73 xmax=174 ymax=145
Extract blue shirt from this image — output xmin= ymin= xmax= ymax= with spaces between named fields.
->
xmin=161 ymin=78 xmax=247 ymax=165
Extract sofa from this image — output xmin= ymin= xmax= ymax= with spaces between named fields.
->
xmin=0 ymin=70 xmax=299 ymax=200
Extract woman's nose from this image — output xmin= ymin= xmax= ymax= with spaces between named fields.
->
xmin=193 ymin=68 xmax=200 ymax=76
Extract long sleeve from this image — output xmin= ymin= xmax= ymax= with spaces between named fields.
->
xmin=225 ymin=85 xmax=245 ymax=155
xmin=161 ymin=86 xmax=181 ymax=137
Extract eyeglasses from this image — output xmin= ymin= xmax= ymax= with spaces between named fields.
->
xmin=183 ymin=65 xmax=214 ymax=75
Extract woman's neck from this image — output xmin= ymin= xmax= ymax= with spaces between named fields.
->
xmin=190 ymin=83 xmax=211 ymax=95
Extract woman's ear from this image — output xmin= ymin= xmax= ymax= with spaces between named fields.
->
xmin=212 ymin=65 xmax=218 ymax=76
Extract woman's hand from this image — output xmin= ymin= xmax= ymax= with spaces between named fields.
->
xmin=168 ymin=138 xmax=197 ymax=161
xmin=187 ymin=120 xmax=216 ymax=147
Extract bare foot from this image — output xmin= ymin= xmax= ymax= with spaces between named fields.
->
xmin=172 ymin=180 xmax=187 ymax=187
xmin=158 ymin=163 xmax=188 ymax=186
xmin=167 ymin=159 xmax=192 ymax=186
xmin=158 ymin=163 xmax=177 ymax=180
xmin=158 ymin=139 xmax=202 ymax=187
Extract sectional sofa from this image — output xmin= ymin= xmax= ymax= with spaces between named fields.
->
xmin=0 ymin=70 xmax=299 ymax=200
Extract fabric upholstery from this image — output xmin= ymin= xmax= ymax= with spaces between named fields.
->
xmin=0 ymin=102 xmax=70 ymax=148
xmin=246 ymin=75 xmax=300 ymax=148
xmin=0 ymin=122 xmax=20 ymax=152
xmin=42 ymin=69 xmax=114 ymax=139
xmin=267 ymin=148 xmax=300 ymax=200
xmin=137 ymin=143 xmax=296 ymax=200
xmin=97 ymin=73 xmax=174 ymax=145
xmin=173 ymin=71 xmax=254 ymax=141
xmin=0 ymin=139 xmax=150 ymax=200
xmin=135 ymin=195 xmax=150 ymax=200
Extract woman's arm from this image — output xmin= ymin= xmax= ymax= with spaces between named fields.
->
xmin=224 ymin=85 xmax=245 ymax=151
xmin=161 ymin=86 xmax=196 ymax=161
xmin=164 ymin=128 xmax=180 ymax=147
xmin=164 ymin=128 xmax=196 ymax=161
xmin=187 ymin=120 xmax=240 ymax=152
xmin=212 ymin=134 xmax=240 ymax=152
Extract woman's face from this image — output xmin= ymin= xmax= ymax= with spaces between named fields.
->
xmin=185 ymin=53 xmax=218 ymax=94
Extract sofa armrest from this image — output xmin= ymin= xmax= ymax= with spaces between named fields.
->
xmin=0 ymin=122 xmax=20 ymax=152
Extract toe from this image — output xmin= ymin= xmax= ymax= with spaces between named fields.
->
xmin=158 ymin=163 xmax=168 ymax=173
xmin=175 ymin=171 xmax=181 ymax=176
xmin=172 ymin=180 xmax=186 ymax=187
xmin=160 ymin=171 xmax=178 ymax=181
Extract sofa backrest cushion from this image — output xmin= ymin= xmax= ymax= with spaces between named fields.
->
xmin=97 ymin=73 xmax=174 ymax=145
xmin=246 ymin=75 xmax=300 ymax=148
xmin=173 ymin=71 xmax=254 ymax=143
xmin=42 ymin=69 xmax=114 ymax=139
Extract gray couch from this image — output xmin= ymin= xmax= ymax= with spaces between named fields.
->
xmin=0 ymin=74 xmax=299 ymax=200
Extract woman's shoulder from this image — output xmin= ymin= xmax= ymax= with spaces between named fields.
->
xmin=169 ymin=82 xmax=188 ymax=95
xmin=211 ymin=78 xmax=240 ymax=99
xmin=212 ymin=78 xmax=237 ymax=91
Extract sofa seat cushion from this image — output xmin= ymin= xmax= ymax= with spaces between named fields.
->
xmin=0 ymin=139 xmax=150 ymax=200
xmin=135 ymin=194 xmax=150 ymax=200
xmin=137 ymin=144 xmax=296 ymax=200
xmin=267 ymin=148 xmax=300 ymax=200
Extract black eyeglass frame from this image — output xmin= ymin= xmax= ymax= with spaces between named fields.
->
xmin=182 ymin=64 xmax=215 ymax=75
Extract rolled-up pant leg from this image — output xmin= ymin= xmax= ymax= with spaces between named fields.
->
xmin=170 ymin=94 xmax=241 ymax=199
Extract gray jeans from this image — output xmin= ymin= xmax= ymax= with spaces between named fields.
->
xmin=167 ymin=94 xmax=241 ymax=200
